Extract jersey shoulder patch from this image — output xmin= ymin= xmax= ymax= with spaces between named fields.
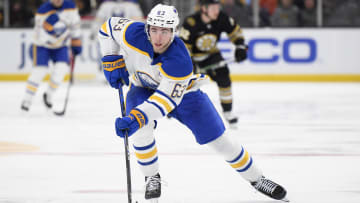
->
xmin=124 ymin=22 xmax=153 ymax=57
xmin=157 ymin=38 xmax=193 ymax=80
xmin=186 ymin=17 xmax=196 ymax=27
xmin=62 ymin=0 xmax=76 ymax=9
xmin=37 ymin=3 xmax=54 ymax=14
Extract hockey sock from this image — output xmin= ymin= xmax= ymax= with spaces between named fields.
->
xmin=207 ymin=134 xmax=263 ymax=182
xmin=219 ymin=86 xmax=233 ymax=112
xmin=22 ymin=66 xmax=48 ymax=104
xmin=131 ymin=122 xmax=159 ymax=177
xmin=45 ymin=62 xmax=68 ymax=99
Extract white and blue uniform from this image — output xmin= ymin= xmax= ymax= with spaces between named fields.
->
xmin=98 ymin=17 xmax=262 ymax=183
xmin=31 ymin=0 xmax=81 ymax=66
xmin=99 ymin=17 xmax=226 ymax=144
xmin=21 ymin=0 xmax=82 ymax=112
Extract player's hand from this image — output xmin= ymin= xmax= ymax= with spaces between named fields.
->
xmin=71 ymin=38 xmax=82 ymax=56
xmin=102 ymin=55 xmax=129 ymax=89
xmin=71 ymin=46 xmax=82 ymax=56
xmin=235 ymin=45 xmax=248 ymax=62
xmin=115 ymin=109 xmax=148 ymax=137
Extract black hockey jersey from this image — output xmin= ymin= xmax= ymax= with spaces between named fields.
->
xmin=179 ymin=11 xmax=244 ymax=61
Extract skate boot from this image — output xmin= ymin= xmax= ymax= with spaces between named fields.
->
xmin=43 ymin=92 xmax=53 ymax=109
xmin=251 ymin=176 xmax=288 ymax=202
xmin=145 ymin=173 xmax=161 ymax=200
xmin=223 ymin=111 xmax=238 ymax=129
xmin=20 ymin=100 xmax=31 ymax=111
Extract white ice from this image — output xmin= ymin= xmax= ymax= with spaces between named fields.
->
xmin=1 ymin=81 xmax=360 ymax=203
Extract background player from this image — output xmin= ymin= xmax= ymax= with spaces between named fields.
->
xmin=21 ymin=0 xmax=82 ymax=112
xmin=90 ymin=0 xmax=144 ymax=82
xmin=98 ymin=3 xmax=287 ymax=202
xmin=179 ymin=0 xmax=248 ymax=128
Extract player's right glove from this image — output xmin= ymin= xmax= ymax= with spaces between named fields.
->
xmin=115 ymin=109 xmax=148 ymax=137
xmin=71 ymin=38 xmax=82 ymax=56
xmin=235 ymin=45 xmax=248 ymax=62
xmin=102 ymin=55 xmax=129 ymax=88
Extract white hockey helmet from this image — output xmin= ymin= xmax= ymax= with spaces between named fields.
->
xmin=146 ymin=4 xmax=180 ymax=42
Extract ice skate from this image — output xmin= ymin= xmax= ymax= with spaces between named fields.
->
xmin=251 ymin=176 xmax=288 ymax=202
xmin=43 ymin=92 xmax=53 ymax=109
xmin=223 ymin=111 xmax=238 ymax=129
xmin=145 ymin=173 xmax=161 ymax=201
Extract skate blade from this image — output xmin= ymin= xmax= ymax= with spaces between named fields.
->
xmin=281 ymin=197 xmax=290 ymax=202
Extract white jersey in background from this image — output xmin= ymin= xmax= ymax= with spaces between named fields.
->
xmin=33 ymin=0 xmax=81 ymax=49
xmin=91 ymin=1 xmax=144 ymax=39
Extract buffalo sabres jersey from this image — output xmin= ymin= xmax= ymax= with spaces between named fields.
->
xmin=179 ymin=11 xmax=244 ymax=62
xmin=33 ymin=0 xmax=81 ymax=48
xmin=98 ymin=17 xmax=208 ymax=121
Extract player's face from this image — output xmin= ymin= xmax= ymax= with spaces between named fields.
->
xmin=50 ymin=0 xmax=64 ymax=8
xmin=149 ymin=26 xmax=173 ymax=54
xmin=205 ymin=3 xmax=220 ymax=20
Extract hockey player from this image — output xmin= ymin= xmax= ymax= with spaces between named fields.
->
xmin=21 ymin=0 xmax=82 ymax=112
xmin=179 ymin=0 xmax=248 ymax=128
xmin=98 ymin=3 xmax=288 ymax=202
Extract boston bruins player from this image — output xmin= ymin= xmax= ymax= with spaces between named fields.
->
xmin=179 ymin=0 xmax=247 ymax=128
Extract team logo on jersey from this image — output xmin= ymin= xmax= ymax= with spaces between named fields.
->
xmin=52 ymin=21 xmax=67 ymax=37
xmin=136 ymin=71 xmax=159 ymax=90
xmin=195 ymin=34 xmax=217 ymax=51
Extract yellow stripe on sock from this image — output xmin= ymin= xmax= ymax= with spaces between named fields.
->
xmin=26 ymin=85 xmax=37 ymax=92
xmin=230 ymin=150 xmax=250 ymax=169
xmin=135 ymin=147 xmax=158 ymax=159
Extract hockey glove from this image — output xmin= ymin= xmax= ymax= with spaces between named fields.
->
xmin=102 ymin=55 xmax=129 ymax=88
xmin=71 ymin=38 xmax=82 ymax=56
xmin=235 ymin=45 xmax=248 ymax=62
xmin=115 ymin=109 xmax=148 ymax=137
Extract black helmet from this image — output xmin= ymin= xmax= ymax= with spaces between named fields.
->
xmin=200 ymin=0 xmax=220 ymax=5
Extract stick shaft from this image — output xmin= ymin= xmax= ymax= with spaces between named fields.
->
xmin=118 ymin=86 xmax=133 ymax=203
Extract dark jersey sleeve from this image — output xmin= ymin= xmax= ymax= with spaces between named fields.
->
xmin=179 ymin=16 xmax=196 ymax=55
xmin=218 ymin=11 xmax=245 ymax=45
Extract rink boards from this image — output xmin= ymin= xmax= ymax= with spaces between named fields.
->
xmin=0 ymin=28 xmax=359 ymax=82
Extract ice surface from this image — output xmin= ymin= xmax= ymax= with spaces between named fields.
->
xmin=1 ymin=82 xmax=360 ymax=203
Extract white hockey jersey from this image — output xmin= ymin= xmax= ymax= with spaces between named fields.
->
xmin=33 ymin=0 xmax=81 ymax=49
xmin=98 ymin=17 xmax=208 ymax=121
xmin=91 ymin=1 xmax=143 ymax=38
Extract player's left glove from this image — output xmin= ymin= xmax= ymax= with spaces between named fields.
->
xmin=102 ymin=55 xmax=129 ymax=88
xmin=235 ymin=45 xmax=248 ymax=62
xmin=71 ymin=38 xmax=82 ymax=56
xmin=115 ymin=109 xmax=148 ymax=137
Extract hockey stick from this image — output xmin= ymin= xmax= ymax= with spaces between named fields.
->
xmin=54 ymin=55 xmax=75 ymax=116
xmin=199 ymin=58 xmax=235 ymax=73
xmin=118 ymin=85 xmax=137 ymax=203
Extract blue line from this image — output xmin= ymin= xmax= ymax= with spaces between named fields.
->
xmin=108 ymin=18 xmax=114 ymax=41
xmin=99 ymin=30 xmax=109 ymax=37
xmin=237 ymin=157 xmax=253 ymax=172
xmin=227 ymin=147 xmax=244 ymax=163
xmin=26 ymin=90 xmax=36 ymax=95
xmin=133 ymin=139 xmax=156 ymax=151
xmin=27 ymin=80 xmax=39 ymax=87
xmin=138 ymin=156 xmax=158 ymax=166
xmin=155 ymin=89 xmax=177 ymax=107
xmin=146 ymin=100 xmax=165 ymax=116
